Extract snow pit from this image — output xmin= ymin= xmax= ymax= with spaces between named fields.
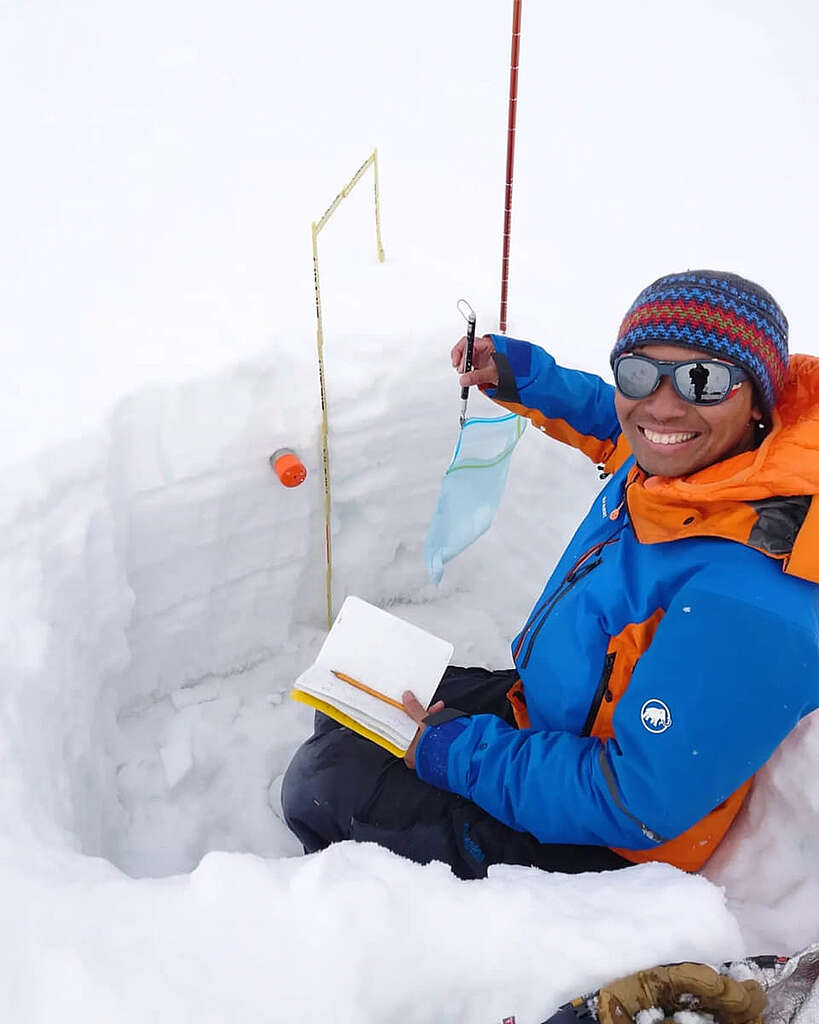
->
xmin=0 ymin=329 xmax=581 ymax=876
xmin=2 ymin=332 xmax=818 ymax=1024
xmin=1 ymin=354 xmax=320 ymax=874
xmin=0 ymin=339 xmax=749 ymax=1020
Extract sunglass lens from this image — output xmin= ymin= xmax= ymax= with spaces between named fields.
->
xmin=673 ymin=362 xmax=732 ymax=403
xmin=616 ymin=356 xmax=659 ymax=398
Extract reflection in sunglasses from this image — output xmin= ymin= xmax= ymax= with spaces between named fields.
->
xmin=614 ymin=355 xmax=747 ymax=406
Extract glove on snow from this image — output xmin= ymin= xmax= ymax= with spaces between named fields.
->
xmin=597 ymin=962 xmax=766 ymax=1024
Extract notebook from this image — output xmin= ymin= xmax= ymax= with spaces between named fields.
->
xmin=291 ymin=596 xmax=454 ymax=757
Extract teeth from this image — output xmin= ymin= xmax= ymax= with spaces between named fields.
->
xmin=641 ymin=427 xmax=698 ymax=445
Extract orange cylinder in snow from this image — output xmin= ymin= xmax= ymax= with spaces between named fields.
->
xmin=270 ymin=449 xmax=307 ymax=487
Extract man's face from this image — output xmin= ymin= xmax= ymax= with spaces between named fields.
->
xmin=613 ymin=343 xmax=763 ymax=477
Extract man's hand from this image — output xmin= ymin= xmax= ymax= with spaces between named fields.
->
xmin=402 ymin=691 xmax=444 ymax=770
xmin=451 ymin=334 xmax=498 ymax=389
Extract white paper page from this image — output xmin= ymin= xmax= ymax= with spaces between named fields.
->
xmin=294 ymin=596 xmax=453 ymax=748
xmin=316 ymin=596 xmax=453 ymax=705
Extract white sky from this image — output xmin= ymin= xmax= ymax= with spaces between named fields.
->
xmin=3 ymin=1 xmax=819 ymax=463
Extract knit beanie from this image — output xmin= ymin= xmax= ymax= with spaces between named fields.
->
xmin=610 ymin=270 xmax=789 ymax=415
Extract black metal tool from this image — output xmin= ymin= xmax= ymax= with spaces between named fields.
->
xmin=457 ymin=299 xmax=477 ymax=426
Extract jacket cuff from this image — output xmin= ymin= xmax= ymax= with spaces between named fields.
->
xmin=423 ymin=706 xmax=467 ymax=726
xmin=415 ymin=717 xmax=469 ymax=790
xmin=489 ymin=351 xmax=520 ymax=403
xmin=484 ymin=335 xmax=534 ymax=403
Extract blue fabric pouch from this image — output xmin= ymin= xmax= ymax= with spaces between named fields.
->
xmin=425 ymin=413 xmax=526 ymax=583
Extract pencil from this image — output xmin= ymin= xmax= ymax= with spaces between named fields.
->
xmin=331 ymin=669 xmax=406 ymax=712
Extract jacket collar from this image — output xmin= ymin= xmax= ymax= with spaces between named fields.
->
xmin=624 ymin=354 xmax=819 ymax=583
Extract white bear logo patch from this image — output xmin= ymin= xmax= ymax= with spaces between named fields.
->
xmin=641 ymin=699 xmax=672 ymax=734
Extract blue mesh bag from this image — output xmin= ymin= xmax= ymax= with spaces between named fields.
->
xmin=425 ymin=413 xmax=526 ymax=584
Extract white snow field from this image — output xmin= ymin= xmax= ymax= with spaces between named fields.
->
xmin=2 ymin=1 xmax=819 ymax=1021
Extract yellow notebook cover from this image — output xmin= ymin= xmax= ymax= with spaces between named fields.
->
xmin=290 ymin=689 xmax=406 ymax=758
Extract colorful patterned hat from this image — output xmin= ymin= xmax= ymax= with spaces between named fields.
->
xmin=611 ymin=270 xmax=789 ymax=414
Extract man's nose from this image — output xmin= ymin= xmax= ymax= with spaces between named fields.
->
xmin=641 ymin=376 xmax=689 ymax=419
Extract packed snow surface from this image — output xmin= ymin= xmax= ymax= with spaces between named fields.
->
xmin=2 ymin=0 xmax=819 ymax=1020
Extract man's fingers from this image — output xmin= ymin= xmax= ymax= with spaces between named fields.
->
xmin=451 ymin=337 xmax=467 ymax=368
xmin=452 ymin=335 xmax=495 ymax=371
xmin=472 ymin=335 xmax=496 ymax=362
xmin=459 ymin=363 xmax=499 ymax=389
xmin=402 ymin=695 xmax=445 ymax=770
xmin=402 ymin=693 xmax=444 ymax=724
xmin=402 ymin=691 xmax=427 ymax=723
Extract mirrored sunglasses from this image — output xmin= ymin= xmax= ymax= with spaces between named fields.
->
xmin=614 ymin=354 xmax=749 ymax=405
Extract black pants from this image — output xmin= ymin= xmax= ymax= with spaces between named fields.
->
xmin=281 ymin=665 xmax=630 ymax=880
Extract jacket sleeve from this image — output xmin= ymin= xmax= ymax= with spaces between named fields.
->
xmin=415 ymin=576 xmax=819 ymax=849
xmin=486 ymin=335 xmax=630 ymax=474
xmin=415 ymin=712 xmax=655 ymax=848
xmin=599 ymin=576 xmax=819 ymax=843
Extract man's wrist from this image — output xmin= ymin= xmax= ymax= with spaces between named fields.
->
xmin=415 ymin=716 xmax=469 ymax=789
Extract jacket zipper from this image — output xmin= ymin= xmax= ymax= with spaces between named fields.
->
xmin=581 ymin=651 xmax=616 ymax=736
xmin=515 ymin=537 xmax=615 ymax=658
xmin=514 ymin=530 xmax=623 ymax=670
xmin=519 ymin=558 xmax=604 ymax=668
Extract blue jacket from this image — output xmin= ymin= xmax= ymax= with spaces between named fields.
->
xmin=415 ymin=337 xmax=819 ymax=869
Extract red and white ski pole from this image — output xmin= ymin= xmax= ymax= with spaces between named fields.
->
xmin=499 ymin=0 xmax=522 ymax=334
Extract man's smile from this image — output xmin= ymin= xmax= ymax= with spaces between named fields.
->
xmin=637 ymin=426 xmax=701 ymax=447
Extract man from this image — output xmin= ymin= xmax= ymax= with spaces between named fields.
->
xmin=282 ymin=270 xmax=819 ymax=879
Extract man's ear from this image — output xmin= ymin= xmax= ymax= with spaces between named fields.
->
xmin=750 ymin=386 xmax=764 ymax=422
xmin=749 ymin=389 xmax=771 ymax=441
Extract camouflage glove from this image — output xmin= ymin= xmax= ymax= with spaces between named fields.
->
xmin=597 ymin=962 xmax=766 ymax=1024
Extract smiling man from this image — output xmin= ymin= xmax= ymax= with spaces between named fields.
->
xmin=283 ymin=270 xmax=819 ymax=880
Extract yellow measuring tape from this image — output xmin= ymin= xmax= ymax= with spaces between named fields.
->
xmin=311 ymin=148 xmax=385 ymax=628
